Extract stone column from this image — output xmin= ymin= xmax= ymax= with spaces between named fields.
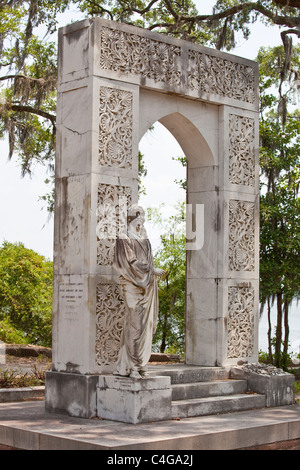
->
xmin=46 ymin=20 xmax=139 ymax=417
xmin=217 ymin=106 xmax=260 ymax=366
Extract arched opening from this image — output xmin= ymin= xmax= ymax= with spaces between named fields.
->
xmin=139 ymin=121 xmax=186 ymax=246
xmin=158 ymin=112 xmax=215 ymax=168
xmin=138 ymin=109 xmax=217 ymax=363
xmin=139 ymin=121 xmax=187 ymax=355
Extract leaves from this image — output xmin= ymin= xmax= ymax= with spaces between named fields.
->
xmin=0 ymin=241 xmax=53 ymax=346
xmin=258 ymin=43 xmax=300 ymax=365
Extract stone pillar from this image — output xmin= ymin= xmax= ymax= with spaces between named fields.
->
xmin=51 ymin=20 xmax=140 ymax=377
xmin=46 ymin=20 xmax=140 ymax=417
xmin=217 ymin=106 xmax=260 ymax=366
xmin=185 ymin=106 xmax=259 ymax=367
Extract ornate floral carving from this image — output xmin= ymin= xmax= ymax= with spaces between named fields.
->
xmin=99 ymin=86 xmax=133 ymax=169
xmin=95 ymin=284 xmax=125 ymax=365
xmin=188 ymin=50 xmax=255 ymax=103
xmin=229 ymin=200 xmax=255 ymax=271
xmin=227 ymin=286 xmax=255 ymax=358
xmin=229 ymin=114 xmax=255 ymax=186
xmin=99 ymin=25 xmax=256 ymax=104
xmin=100 ymin=26 xmax=181 ymax=85
xmin=97 ymin=183 xmax=132 ymax=265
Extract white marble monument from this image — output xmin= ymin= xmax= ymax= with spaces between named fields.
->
xmin=45 ymin=17 xmax=260 ymax=420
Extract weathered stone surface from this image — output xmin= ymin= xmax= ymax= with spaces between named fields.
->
xmin=231 ymin=363 xmax=295 ymax=407
xmin=97 ymin=375 xmax=172 ymax=424
xmin=0 ymin=386 xmax=45 ymax=403
xmin=171 ymin=394 xmax=266 ymax=419
xmin=45 ymin=371 xmax=98 ymax=418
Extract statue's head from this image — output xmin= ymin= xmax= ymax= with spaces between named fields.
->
xmin=127 ymin=205 xmax=146 ymax=237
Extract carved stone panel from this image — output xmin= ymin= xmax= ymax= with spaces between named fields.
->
xmin=227 ymin=285 xmax=255 ymax=358
xmin=188 ymin=51 xmax=255 ymax=104
xmin=98 ymin=24 xmax=256 ymax=105
xmin=100 ymin=26 xmax=181 ymax=86
xmin=95 ymin=284 xmax=125 ymax=365
xmin=99 ymin=86 xmax=133 ymax=169
xmin=228 ymin=200 xmax=255 ymax=272
xmin=229 ymin=114 xmax=255 ymax=186
xmin=96 ymin=183 xmax=132 ymax=266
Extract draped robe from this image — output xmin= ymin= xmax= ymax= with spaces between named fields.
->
xmin=113 ymin=231 xmax=158 ymax=376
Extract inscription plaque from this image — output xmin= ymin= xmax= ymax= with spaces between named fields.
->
xmin=59 ymin=282 xmax=84 ymax=320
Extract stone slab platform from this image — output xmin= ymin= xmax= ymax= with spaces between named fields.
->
xmin=0 ymin=400 xmax=300 ymax=450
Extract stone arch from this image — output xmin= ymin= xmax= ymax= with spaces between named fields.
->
xmin=158 ymin=112 xmax=214 ymax=168
xmin=52 ymin=18 xmax=260 ymax=375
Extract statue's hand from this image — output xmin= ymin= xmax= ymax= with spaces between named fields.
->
xmin=154 ymin=268 xmax=165 ymax=277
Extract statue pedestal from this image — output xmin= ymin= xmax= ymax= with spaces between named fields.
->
xmin=97 ymin=375 xmax=172 ymax=424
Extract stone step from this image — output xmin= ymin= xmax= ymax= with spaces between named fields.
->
xmin=148 ymin=366 xmax=230 ymax=384
xmin=171 ymin=393 xmax=267 ymax=419
xmin=171 ymin=379 xmax=247 ymax=401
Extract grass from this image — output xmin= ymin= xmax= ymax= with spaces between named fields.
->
xmin=0 ymin=365 xmax=48 ymax=388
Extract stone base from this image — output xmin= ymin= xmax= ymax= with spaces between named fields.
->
xmin=231 ymin=365 xmax=295 ymax=407
xmin=97 ymin=375 xmax=172 ymax=424
xmin=45 ymin=371 xmax=99 ymax=418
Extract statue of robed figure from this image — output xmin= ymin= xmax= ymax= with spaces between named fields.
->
xmin=113 ymin=205 xmax=164 ymax=379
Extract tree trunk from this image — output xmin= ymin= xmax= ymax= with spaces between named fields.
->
xmin=267 ymin=297 xmax=273 ymax=364
xmin=282 ymin=299 xmax=290 ymax=370
xmin=160 ymin=308 xmax=168 ymax=353
xmin=275 ymin=292 xmax=283 ymax=367
xmin=160 ymin=291 xmax=177 ymax=353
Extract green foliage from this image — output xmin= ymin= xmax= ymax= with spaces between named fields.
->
xmin=0 ymin=241 xmax=53 ymax=346
xmin=0 ymin=364 xmax=48 ymax=388
xmin=258 ymin=44 xmax=300 ymax=368
xmin=0 ymin=317 xmax=28 ymax=344
xmin=259 ymin=345 xmax=297 ymax=372
xmin=147 ymin=202 xmax=186 ymax=355
xmin=138 ymin=150 xmax=147 ymax=196
xmin=0 ymin=1 xmax=66 ymax=210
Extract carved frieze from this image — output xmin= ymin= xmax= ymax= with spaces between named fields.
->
xmin=100 ymin=26 xmax=181 ymax=85
xmin=227 ymin=286 xmax=255 ymax=358
xmin=99 ymin=86 xmax=133 ymax=169
xmin=99 ymin=26 xmax=255 ymax=104
xmin=229 ymin=114 xmax=255 ymax=186
xmin=228 ymin=200 xmax=255 ymax=271
xmin=96 ymin=284 xmax=125 ymax=365
xmin=188 ymin=50 xmax=255 ymax=103
xmin=97 ymin=183 xmax=132 ymax=265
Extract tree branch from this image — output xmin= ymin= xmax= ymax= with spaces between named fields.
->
xmin=146 ymin=1 xmax=300 ymax=30
xmin=281 ymin=28 xmax=300 ymax=39
xmin=186 ymin=2 xmax=300 ymax=28
xmin=0 ymin=74 xmax=48 ymax=83
xmin=83 ymin=0 xmax=115 ymax=19
xmin=126 ymin=0 xmax=160 ymax=15
xmin=9 ymin=104 xmax=56 ymax=127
